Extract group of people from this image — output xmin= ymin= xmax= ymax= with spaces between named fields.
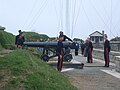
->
xmin=15 ymin=30 xmax=25 ymax=48
xmin=81 ymin=38 xmax=93 ymax=63
xmin=14 ymin=30 xmax=110 ymax=71
xmin=57 ymin=31 xmax=111 ymax=71
xmin=80 ymin=34 xmax=110 ymax=67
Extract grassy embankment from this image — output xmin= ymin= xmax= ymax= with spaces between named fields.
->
xmin=0 ymin=49 xmax=76 ymax=90
xmin=0 ymin=30 xmax=15 ymax=50
xmin=0 ymin=31 xmax=76 ymax=90
xmin=24 ymin=32 xmax=49 ymax=42
xmin=0 ymin=30 xmax=77 ymax=90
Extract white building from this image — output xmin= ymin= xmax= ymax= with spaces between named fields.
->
xmin=89 ymin=31 xmax=104 ymax=44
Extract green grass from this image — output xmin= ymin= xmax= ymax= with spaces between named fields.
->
xmin=0 ymin=50 xmax=77 ymax=90
xmin=24 ymin=32 xmax=49 ymax=42
xmin=0 ymin=43 xmax=3 ymax=50
xmin=0 ymin=30 xmax=15 ymax=49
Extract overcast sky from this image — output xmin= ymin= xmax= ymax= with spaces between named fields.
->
xmin=0 ymin=0 xmax=120 ymax=40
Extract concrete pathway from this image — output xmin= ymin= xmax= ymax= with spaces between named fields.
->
xmin=62 ymin=54 xmax=120 ymax=90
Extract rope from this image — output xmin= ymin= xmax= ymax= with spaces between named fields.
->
xmin=53 ymin=0 xmax=61 ymax=36
xmin=71 ymin=0 xmax=76 ymax=38
xmin=101 ymin=0 xmax=111 ymax=30
xmin=59 ymin=0 xmax=63 ymax=31
xmin=110 ymin=0 xmax=112 ymax=38
xmin=26 ymin=0 xmax=49 ymax=29
xmin=81 ymin=0 xmax=94 ymax=30
xmin=29 ymin=0 xmax=49 ymax=29
xmin=73 ymin=0 xmax=82 ymax=31
xmin=89 ymin=0 xmax=110 ymax=30
xmin=22 ymin=0 xmax=39 ymax=29
xmin=23 ymin=0 xmax=45 ymax=29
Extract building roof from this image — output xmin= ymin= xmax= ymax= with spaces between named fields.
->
xmin=89 ymin=31 xmax=103 ymax=37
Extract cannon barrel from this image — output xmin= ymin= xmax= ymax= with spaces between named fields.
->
xmin=23 ymin=41 xmax=79 ymax=62
xmin=23 ymin=41 xmax=79 ymax=49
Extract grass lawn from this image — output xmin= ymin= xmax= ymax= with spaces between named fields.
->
xmin=0 ymin=49 xmax=77 ymax=90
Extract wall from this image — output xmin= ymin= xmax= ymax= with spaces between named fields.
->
xmin=115 ymin=56 xmax=120 ymax=73
xmin=93 ymin=43 xmax=120 ymax=51
xmin=93 ymin=48 xmax=120 ymax=63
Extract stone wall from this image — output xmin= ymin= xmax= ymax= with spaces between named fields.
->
xmin=110 ymin=43 xmax=120 ymax=51
xmin=115 ymin=56 xmax=120 ymax=73
xmin=93 ymin=42 xmax=120 ymax=51
xmin=93 ymin=49 xmax=120 ymax=63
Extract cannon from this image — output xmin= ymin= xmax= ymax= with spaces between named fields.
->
xmin=23 ymin=41 xmax=79 ymax=62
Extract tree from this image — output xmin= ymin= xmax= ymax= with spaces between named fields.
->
xmin=110 ymin=37 xmax=120 ymax=41
xmin=73 ymin=38 xmax=84 ymax=43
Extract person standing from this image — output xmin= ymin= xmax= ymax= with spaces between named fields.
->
xmin=15 ymin=30 xmax=21 ymax=47
xmin=87 ymin=38 xmax=93 ymax=63
xmin=83 ymin=39 xmax=89 ymax=57
xmin=104 ymin=34 xmax=110 ymax=67
xmin=17 ymin=32 xmax=25 ymax=48
xmin=57 ymin=36 xmax=64 ymax=71
xmin=59 ymin=31 xmax=73 ymax=55
xmin=75 ymin=42 xmax=79 ymax=56
xmin=81 ymin=42 xmax=85 ymax=55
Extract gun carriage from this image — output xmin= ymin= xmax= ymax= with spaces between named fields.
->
xmin=24 ymin=41 xmax=79 ymax=62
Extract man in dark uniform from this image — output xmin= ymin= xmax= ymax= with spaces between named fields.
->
xmin=104 ymin=34 xmax=110 ymax=67
xmin=81 ymin=42 xmax=85 ymax=55
xmin=59 ymin=31 xmax=73 ymax=42
xmin=59 ymin=31 xmax=74 ymax=55
xmin=84 ymin=39 xmax=89 ymax=57
xmin=87 ymin=38 xmax=93 ymax=63
xmin=17 ymin=32 xmax=25 ymax=48
xmin=15 ymin=30 xmax=21 ymax=47
xmin=57 ymin=36 xmax=64 ymax=71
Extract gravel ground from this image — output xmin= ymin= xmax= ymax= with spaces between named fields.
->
xmin=64 ymin=68 xmax=120 ymax=90
xmin=62 ymin=54 xmax=120 ymax=90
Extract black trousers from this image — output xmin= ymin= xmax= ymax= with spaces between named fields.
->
xmin=81 ymin=48 xmax=84 ymax=55
xmin=75 ymin=49 xmax=78 ymax=56
xmin=87 ymin=48 xmax=93 ymax=63
xmin=104 ymin=48 xmax=110 ymax=67
xmin=57 ymin=54 xmax=63 ymax=71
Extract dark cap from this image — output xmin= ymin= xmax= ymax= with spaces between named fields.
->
xmin=18 ymin=30 xmax=21 ymax=33
xmin=59 ymin=31 xmax=63 ymax=35
xmin=60 ymin=31 xmax=63 ymax=33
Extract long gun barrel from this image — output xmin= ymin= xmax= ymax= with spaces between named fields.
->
xmin=23 ymin=41 xmax=79 ymax=49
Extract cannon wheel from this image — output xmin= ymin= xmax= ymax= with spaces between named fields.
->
xmin=41 ymin=54 xmax=49 ymax=62
xmin=63 ymin=54 xmax=72 ymax=62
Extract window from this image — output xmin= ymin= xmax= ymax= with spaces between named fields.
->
xmin=100 ymin=37 xmax=103 ymax=41
xmin=91 ymin=37 xmax=94 ymax=41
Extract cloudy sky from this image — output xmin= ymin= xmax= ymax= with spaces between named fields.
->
xmin=0 ymin=0 xmax=120 ymax=40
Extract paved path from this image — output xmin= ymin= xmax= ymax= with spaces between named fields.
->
xmin=62 ymin=54 xmax=120 ymax=90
